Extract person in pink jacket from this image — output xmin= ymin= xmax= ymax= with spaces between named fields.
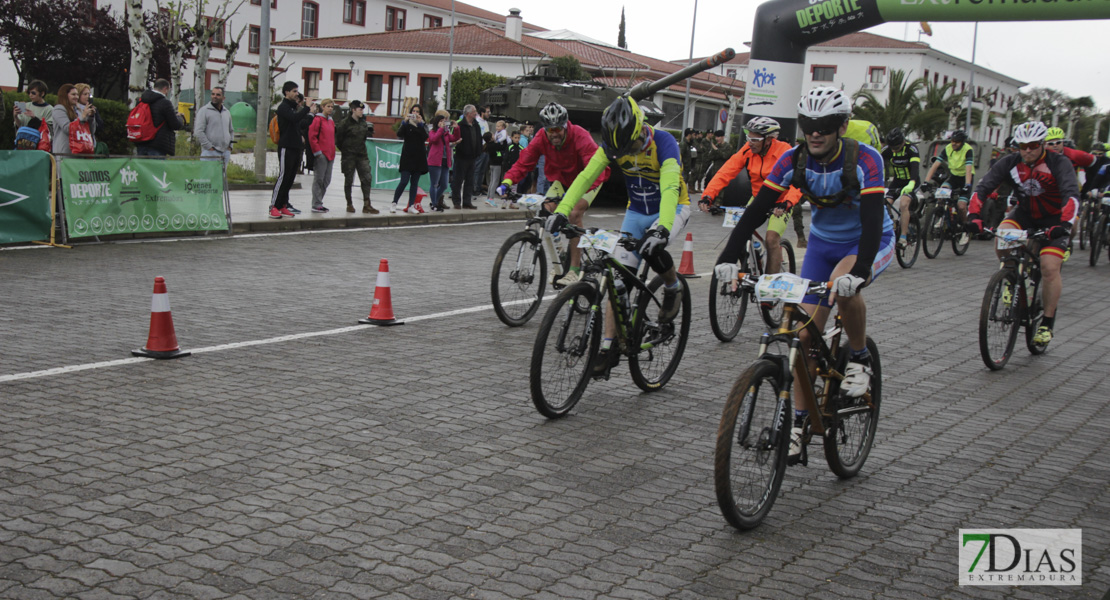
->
xmin=427 ymin=110 xmax=461 ymax=211
xmin=308 ymin=99 xmax=337 ymax=213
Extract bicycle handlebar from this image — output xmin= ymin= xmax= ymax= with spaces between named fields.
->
xmin=733 ymin=272 xmax=833 ymax=298
xmin=562 ymin=224 xmax=641 ymax=249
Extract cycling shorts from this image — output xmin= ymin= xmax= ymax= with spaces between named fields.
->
xmin=1000 ymin=206 xmax=1068 ymax=259
xmin=745 ymin=195 xmax=788 ymax=236
xmin=616 ymin=205 xmax=692 ymax=269
xmin=885 ymin=179 xmax=911 ymax=200
xmin=799 ymin=230 xmax=895 ymax=307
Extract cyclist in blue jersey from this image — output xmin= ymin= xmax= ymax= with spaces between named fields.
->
xmin=714 ymin=86 xmax=893 ymax=463
xmin=547 ymin=95 xmax=691 ymax=377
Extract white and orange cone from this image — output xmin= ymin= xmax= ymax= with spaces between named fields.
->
xmin=359 ymin=259 xmax=404 ymax=326
xmin=131 ymin=276 xmax=191 ymax=359
xmin=677 ymin=232 xmax=699 ymax=278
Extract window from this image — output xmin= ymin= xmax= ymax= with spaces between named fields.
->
xmin=386 ymin=6 xmax=406 ymax=30
xmin=867 ymin=67 xmax=885 ymax=84
xmin=250 ymin=0 xmax=277 ymax=7
xmin=423 ymin=15 xmax=442 ymax=27
xmin=726 ymin=68 xmax=737 ymax=79
xmin=418 ymin=75 xmax=440 ymax=106
xmin=388 ymin=75 xmax=407 ymax=115
xmin=301 ymin=1 xmax=318 ymax=38
xmin=366 ymin=74 xmax=384 ymax=102
xmin=304 ymin=69 xmax=321 ymax=98
xmin=811 ymin=65 xmax=835 ymax=82
xmin=344 ymin=0 xmax=365 ymax=25
xmin=333 ymin=71 xmax=350 ymax=101
xmin=202 ymin=16 xmax=225 ymax=48
xmin=248 ymin=26 xmax=276 ymax=54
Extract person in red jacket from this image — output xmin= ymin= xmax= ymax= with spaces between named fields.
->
xmin=308 ymin=99 xmax=337 ymax=213
xmin=496 ymin=103 xmax=610 ymax=286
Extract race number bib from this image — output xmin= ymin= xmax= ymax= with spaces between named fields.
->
xmin=996 ymin=229 xmax=1028 ymax=250
xmin=517 ymin=194 xmax=546 ymax=209
xmin=722 ymin=207 xmax=745 ymax=228
xmin=755 ymin=272 xmax=809 ymax=305
xmin=1101 ymin=196 xmax=1110 ymax=206
xmin=578 ymin=229 xmax=620 ymax=254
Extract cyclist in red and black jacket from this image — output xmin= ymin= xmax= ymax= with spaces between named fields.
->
xmin=966 ymin=121 xmax=1079 ymax=346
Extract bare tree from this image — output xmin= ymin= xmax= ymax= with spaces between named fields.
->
xmin=192 ymin=0 xmax=246 ymax=106
xmin=126 ymin=0 xmax=154 ymax=104
xmin=217 ymin=24 xmax=246 ymax=88
xmin=155 ymin=0 xmax=193 ymax=105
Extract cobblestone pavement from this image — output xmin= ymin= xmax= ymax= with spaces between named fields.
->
xmin=2 ymin=211 xmax=1108 ymax=599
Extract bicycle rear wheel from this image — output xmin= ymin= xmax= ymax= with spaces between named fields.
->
xmin=708 ymin=264 xmax=746 ymax=342
xmin=529 ymin=282 xmax=600 ymax=418
xmin=823 ymin=337 xmax=881 ymax=479
xmin=759 ymin=240 xmax=797 ymax=328
xmin=1025 ymin=285 xmax=1048 ymax=355
xmin=1090 ymin=215 xmax=1106 ymax=267
xmin=896 ymin=215 xmax=922 ymax=268
xmin=714 ymin=359 xmax=789 ymax=530
xmin=629 ymin=275 xmax=691 ymax=392
xmin=923 ymin=206 xmax=945 ymax=259
xmin=978 ymin=270 xmax=1022 ymax=370
xmin=491 ymin=230 xmax=547 ymax=327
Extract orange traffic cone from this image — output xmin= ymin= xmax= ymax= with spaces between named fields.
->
xmin=359 ymin=259 xmax=404 ymax=326
xmin=131 ymin=276 xmax=191 ymax=359
xmin=677 ymin=232 xmax=700 ymax=278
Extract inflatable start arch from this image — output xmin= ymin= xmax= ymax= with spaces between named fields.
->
xmin=744 ymin=0 xmax=1110 ymax=139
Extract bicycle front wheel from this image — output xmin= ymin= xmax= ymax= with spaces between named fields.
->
xmin=491 ymin=230 xmax=547 ymax=327
xmin=629 ymin=275 xmax=691 ymax=392
xmin=714 ymin=359 xmax=789 ymax=530
xmin=823 ymin=337 xmax=881 ymax=479
xmin=1090 ymin=214 xmax=1106 ymax=267
xmin=1079 ymin=205 xmax=1093 ymax=250
xmin=708 ymin=265 xmax=746 ymax=342
xmin=923 ymin=206 xmax=945 ymax=259
xmin=896 ymin=215 xmax=922 ymax=268
xmin=978 ymin=270 xmax=1022 ymax=370
xmin=529 ymin=282 xmax=600 ymax=418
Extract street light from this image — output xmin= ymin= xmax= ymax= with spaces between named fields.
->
xmin=349 ymin=60 xmax=356 ymax=75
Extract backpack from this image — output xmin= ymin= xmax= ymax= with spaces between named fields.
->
xmin=269 ymin=115 xmax=280 ymax=144
xmin=790 ymin=137 xmax=861 ymax=209
xmin=127 ymin=102 xmax=161 ymax=142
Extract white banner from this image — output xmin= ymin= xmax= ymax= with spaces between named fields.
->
xmin=743 ymin=60 xmax=805 ymax=120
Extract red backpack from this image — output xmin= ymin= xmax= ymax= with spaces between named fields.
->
xmin=127 ymin=102 xmax=162 ymax=142
xmin=36 ymin=118 xmax=51 ymax=151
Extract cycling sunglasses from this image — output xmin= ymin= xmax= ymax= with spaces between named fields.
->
xmin=797 ymin=115 xmax=844 ymax=137
xmin=1046 ymin=140 xmax=1063 ymax=146
xmin=1017 ymin=142 xmax=1043 ymax=151
xmin=545 ymin=126 xmax=565 ymax=136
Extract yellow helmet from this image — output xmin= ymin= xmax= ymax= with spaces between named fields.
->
xmin=1045 ymin=127 xmax=1065 ymax=142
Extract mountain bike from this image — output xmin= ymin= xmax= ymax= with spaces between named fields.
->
xmin=1078 ymin=193 xmax=1100 ymax=251
xmin=1088 ymin=193 xmax=1110 ymax=266
xmin=978 ymin=228 xmax=1051 ymax=370
xmin=885 ymin=192 xmax=924 ymax=269
xmin=529 ymin=225 xmax=692 ymax=419
xmin=490 ymin=193 xmax=572 ymax=327
xmin=714 ymin=272 xmax=881 ymax=530
xmin=709 ymin=207 xmax=797 ymax=342
xmin=923 ymin=183 xmax=970 ymax=258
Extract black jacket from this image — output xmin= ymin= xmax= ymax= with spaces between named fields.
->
xmin=276 ymin=97 xmax=310 ymax=150
xmin=453 ymin=118 xmax=483 ymax=160
xmin=137 ymin=89 xmax=184 ymax=155
xmin=397 ymin=120 xmax=429 ymax=174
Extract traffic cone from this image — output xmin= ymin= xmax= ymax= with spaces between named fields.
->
xmin=677 ymin=232 xmax=700 ymax=278
xmin=131 ymin=276 xmax=191 ymax=359
xmin=359 ymin=259 xmax=404 ymax=326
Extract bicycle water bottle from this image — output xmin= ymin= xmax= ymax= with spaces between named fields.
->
xmin=753 ymin=240 xmax=762 ymax=252
xmin=614 ymin=277 xmax=629 ymax=311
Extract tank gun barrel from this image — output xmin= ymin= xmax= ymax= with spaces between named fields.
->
xmin=628 ymin=47 xmax=736 ymax=101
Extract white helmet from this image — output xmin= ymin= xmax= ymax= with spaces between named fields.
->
xmin=798 ymin=86 xmax=851 ymax=119
xmin=538 ymin=102 xmax=569 ymax=130
xmin=1012 ymin=121 xmax=1048 ymax=144
xmin=744 ymin=116 xmax=781 ymax=136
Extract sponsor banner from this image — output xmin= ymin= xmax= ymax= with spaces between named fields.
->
xmin=879 ymin=0 xmax=1110 ymax=22
xmin=60 ymin=158 xmax=227 ymax=238
xmin=793 ymin=0 xmax=878 ymax=39
xmin=959 ymin=529 xmax=1082 ymax=586
xmin=365 ymin=140 xmax=432 ymax=191
xmin=743 ymin=60 xmax=806 ymax=120
xmin=0 ymin=150 xmax=53 ymax=244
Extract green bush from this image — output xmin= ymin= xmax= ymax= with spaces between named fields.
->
xmin=232 ymin=135 xmax=276 ymax=153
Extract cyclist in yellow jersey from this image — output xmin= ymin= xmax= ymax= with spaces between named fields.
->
xmin=924 ymin=129 xmax=975 ymax=244
xmin=547 ymin=95 xmax=690 ymax=376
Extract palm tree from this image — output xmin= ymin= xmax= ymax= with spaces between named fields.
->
xmin=851 ymin=69 xmax=924 ymax=141
xmin=909 ymin=80 xmax=960 ymax=141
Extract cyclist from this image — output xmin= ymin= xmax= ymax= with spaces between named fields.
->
xmin=880 ymin=128 xmax=921 ymax=249
xmin=965 ymin=121 xmax=1078 ymax=346
xmin=923 ymin=129 xmax=975 ymax=246
xmin=496 ymin=102 xmax=610 ymax=286
xmin=700 ymin=116 xmax=799 ymax=269
xmin=546 ymin=95 xmax=691 ymax=377
xmin=714 ymin=86 xmax=893 ymax=464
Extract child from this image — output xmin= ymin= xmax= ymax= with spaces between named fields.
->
xmin=501 ymin=130 xmax=524 ymax=209
xmin=483 ymin=131 xmax=505 ymax=207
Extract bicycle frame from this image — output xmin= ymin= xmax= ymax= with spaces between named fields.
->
xmin=996 ymin=234 xmax=1044 ymax=325
xmin=579 ymin=246 xmax=657 ymax=355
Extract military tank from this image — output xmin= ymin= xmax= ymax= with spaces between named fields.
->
xmin=480 ymin=48 xmax=736 ymax=131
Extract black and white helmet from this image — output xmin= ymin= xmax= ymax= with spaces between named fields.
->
xmin=744 ymin=116 xmax=781 ymax=136
xmin=797 ymin=86 xmax=851 ymax=119
xmin=538 ymin=102 xmax=569 ymax=130
xmin=1011 ymin=121 xmax=1048 ymax=144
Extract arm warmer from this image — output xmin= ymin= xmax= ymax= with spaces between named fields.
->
xmin=851 ymin=192 xmax=885 ymax=280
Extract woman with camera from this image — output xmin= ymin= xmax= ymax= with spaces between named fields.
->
xmin=426 ymin=109 xmax=460 ymax=212
xmin=392 ymin=104 xmax=430 ymax=214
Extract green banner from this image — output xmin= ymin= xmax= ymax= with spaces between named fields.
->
xmin=366 ymin=139 xmax=432 ymax=191
xmin=60 ymin=158 xmax=228 ymax=238
xmin=877 ymin=0 xmax=1110 ymax=22
xmin=0 ymin=150 xmax=53 ymax=244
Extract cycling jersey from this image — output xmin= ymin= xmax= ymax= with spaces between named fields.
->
xmin=847 ymin=120 xmax=881 ymax=149
xmin=933 ymin=143 xmax=975 ymax=179
xmin=558 ymin=125 xmax=689 ymax=230
xmin=881 ymin=144 xmax=921 ymax=185
xmin=702 ymin=138 xmax=792 ymax=199
xmin=501 ymin=121 xmax=609 ymax=192
xmin=970 ymin=150 xmax=1079 ymax=223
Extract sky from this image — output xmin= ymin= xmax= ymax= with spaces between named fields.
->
xmin=472 ymin=1 xmax=1110 ymax=111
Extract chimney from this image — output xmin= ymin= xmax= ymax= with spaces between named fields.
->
xmin=505 ymin=8 xmax=522 ymax=41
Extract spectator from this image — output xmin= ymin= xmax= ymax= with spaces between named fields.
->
xmin=73 ymin=84 xmax=105 ymax=153
xmin=452 ymin=104 xmax=482 ymax=209
xmin=493 ymin=120 xmax=508 ymax=144
xmin=135 ymin=78 xmax=185 ymax=157
xmin=501 ymin=129 xmax=524 ymax=206
xmin=193 ymin=86 xmax=233 ymax=169
xmin=427 ymin=111 xmax=460 ymax=212
xmin=308 ymin=98 xmax=336 ymax=213
xmin=269 ymin=81 xmax=312 ymax=219
xmin=13 ymin=80 xmax=53 ymax=131
xmin=334 ymin=99 xmax=378 ymax=214
xmin=705 ymin=129 xmax=732 ymax=184
xmin=472 ymin=105 xmax=491 ymax=195
xmin=299 ymin=94 xmax=318 ymax=178
xmin=484 ymin=130 xmax=506 ymax=206
xmin=51 ymin=83 xmax=96 ymax=155
xmin=392 ymin=104 xmax=429 ymax=214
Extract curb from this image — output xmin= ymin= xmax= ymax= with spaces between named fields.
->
xmin=231 ymin=209 xmax=523 ymax=233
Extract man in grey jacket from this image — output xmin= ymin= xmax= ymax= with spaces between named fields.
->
xmin=193 ymin=87 xmax=233 ymax=169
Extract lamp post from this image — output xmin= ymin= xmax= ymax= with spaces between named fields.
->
xmin=964 ymin=22 xmax=978 ymax=137
xmin=681 ymin=0 xmax=699 ymax=130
